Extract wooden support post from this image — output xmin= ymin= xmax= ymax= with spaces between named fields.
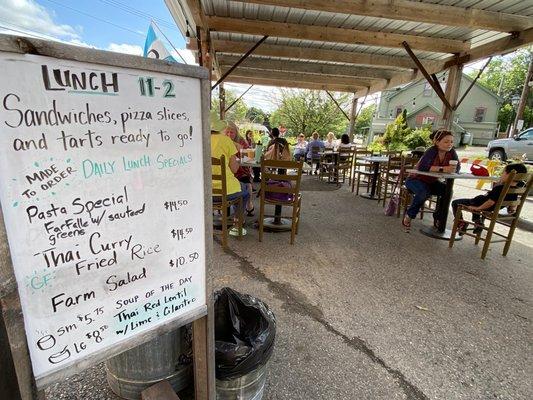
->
xmin=219 ymin=83 xmax=225 ymax=120
xmin=441 ymin=63 xmax=463 ymax=130
xmin=192 ymin=315 xmax=213 ymax=400
xmin=0 ymin=208 xmax=39 ymax=400
xmin=348 ymin=95 xmax=358 ymax=142
xmin=511 ymin=52 xmax=533 ymax=136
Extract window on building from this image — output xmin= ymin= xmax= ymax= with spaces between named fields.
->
xmin=423 ymin=116 xmax=436 ymax=125
xmin=474 ymin=107 xmax=486 ymax=123
xmin=395 ymin=106 xmax=403 ymax=117
xmin=423 ymin=82 xmax=432 ymax=97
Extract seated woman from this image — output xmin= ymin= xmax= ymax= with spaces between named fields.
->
xmin=402 ymin=130 xmax=460 ymax=232
xmin=305 ymin=131 xmax=325 ymax=174
xmin=210 ymin=113 xmax=249 ymax=222
xmin=293 ymin=133 xmax=308 ymax=161
xmin=338 ymin=134 xmax=352 ymax=150
xmin=324 ymin=132 xmax=336 ymax=149
xmin=224 ymin=121 xmax=255 ymax=216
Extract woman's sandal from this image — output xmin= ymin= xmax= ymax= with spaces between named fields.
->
xmin=246 ymin=206 xmax=255 ymax=216
xmin=402 ymin=215 xmax=411 ymax=233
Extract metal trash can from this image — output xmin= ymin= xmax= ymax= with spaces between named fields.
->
xmin=216 ymin=363 xmax=268 ymax=400
xmin=105 ymin=326 xmax=192 ymax=400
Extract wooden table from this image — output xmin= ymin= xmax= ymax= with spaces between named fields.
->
xmin=240 ymin=158 xmax=313 ymax=172
xmin=406 ymin=169 xmax=499 ymax=240
xmin=360 ymin=156 xmax=389 ymax=199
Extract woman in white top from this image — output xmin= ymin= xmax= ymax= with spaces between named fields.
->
xmin=293 ymin=133 xmax=308 ymax=161
xmin=324 ymin=132 xmax=336 ymax=149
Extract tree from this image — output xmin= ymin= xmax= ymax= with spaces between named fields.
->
xmin=245 ymin=107 xmax=268 ymax=124
xmin=270 ymin=89 xmax=350 ymax=137
xmin=382 ymin=111 xmax=411 ymax=150
xmin=355 ymin=104 xmax=376 ymax=137
xmin=211 ymin=89 xmax=248 ymax=122
xmin=469 ymin=49 xmax=533 ymax=131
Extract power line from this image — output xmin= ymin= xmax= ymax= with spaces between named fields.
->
xmin=97 ymin=0 xmax=179 ymax=32
xmin=42 ymin=0 xmax=145 ymax=38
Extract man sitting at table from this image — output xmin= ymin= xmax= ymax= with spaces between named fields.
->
xmin=452 ymin=163 xmax=527 ymax=235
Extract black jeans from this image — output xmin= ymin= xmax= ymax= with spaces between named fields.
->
xmin=451 ymin=196 xmax=487 ymax=223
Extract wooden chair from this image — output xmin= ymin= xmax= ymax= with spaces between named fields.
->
xmin=336 ymin=147 xmax=356 ymax=184
xmin=377 ymin=155 xmax=403 ymax=205
xmin=449 ymin=171 xmax=533 ymax=259
xmin=396 ymin=155 xmax=426 ymax=218
xmin=306 ymin=145 xmax=321 ymax=174
xmin=212 ymin=155 xmax=244 ymax=248
xmin=258 ymin=159 xmax=303 ymax=245
xmin=319 ymin=150 xmax=337 ymax=182
xmin=351 ymin=149 xmax=373 ymax=194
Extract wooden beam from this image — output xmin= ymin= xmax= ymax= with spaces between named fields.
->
xmin=222 ymin=67 xmax=373 ymax=87
xmin=224 ymin=84 xmax=254 ymax=113
xmin=237 ymin=0 xmax=533 ymax=33
xmin=184 ymin=0 xmax=207 ymax=29
xmin=207 ymin=16 xmax=470 ymax=54
xmin=222 ymin=76 xmax=360 ymax=92
xmin=325 ymin=91 xmax=350 ymax=121
xmin=348 ymin=95 xmax=358 ymax=142
xmin=217 ymin=54 xmax=397 ymax=80
xmin=403 ymin=41 xmax=452 ymax=111
xmin=212 ymin=35 xmax=268 ymax=89
xmin=356 ymin=28 xmax=533 ymax=97
xmin=454 ymin=56 xmax=492 ymax=110
xmin=441 ymin=64 xmax=463 ymax=130
xmin=188 ymin=39 xmax=426 ymax=70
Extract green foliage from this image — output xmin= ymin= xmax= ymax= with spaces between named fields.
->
xmin=468 ymin=50 xmax=533 ymax=131
xmin=368 ymin=137 xmax=386 ymax=152
xmin=498 ymin=103 xmax=514 ymax=132
xmin=245 ymin=107 xmax=268 ymax=124
xmin=382 ymin=111 xmax=412 ymax=150
xmin=270 ymin=89 xmax=350 ymax=136
xmin=403 ymin=126 xmax=432 ymax=150
xmin=355 ymin=104 xmax=376 ymax=137
xmin=211 ymin=89 xmax=248 ymax=122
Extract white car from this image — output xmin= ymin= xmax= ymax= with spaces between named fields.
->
xmin=486 ymin=128 xmax=533 ymax=161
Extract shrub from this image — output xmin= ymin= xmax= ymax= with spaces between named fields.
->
xmin=404 ymin=126 xmax=432 ymax=150
xmin=383 ymin=111 xmax=411 ymax=149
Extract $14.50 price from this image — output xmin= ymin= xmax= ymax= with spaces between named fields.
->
xmin=169 ymin=252 xmax=199 ymax=268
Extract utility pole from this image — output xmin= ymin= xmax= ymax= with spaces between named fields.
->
xmin=511 ymin=52 xmax=533 ymax=136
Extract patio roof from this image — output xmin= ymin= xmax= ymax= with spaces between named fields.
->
xmin=166 ymin=0 xmax=533 ymax=95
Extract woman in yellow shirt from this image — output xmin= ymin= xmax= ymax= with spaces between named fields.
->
xmin=210 ymin=112 xmax=250 ymax=206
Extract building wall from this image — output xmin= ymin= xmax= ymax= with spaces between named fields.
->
xmin=373 ymin=74 xmax=501 ymax=145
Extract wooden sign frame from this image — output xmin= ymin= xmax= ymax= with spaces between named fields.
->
xmin=0 ymin=34 xmax=215 ymax=400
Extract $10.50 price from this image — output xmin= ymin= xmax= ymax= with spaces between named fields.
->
xmin=169 ymin=251 xmax=199 ymax=268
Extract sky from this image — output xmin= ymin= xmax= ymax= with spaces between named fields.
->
xmin=0 ymin=0 xmax=279 ymax=111
xmin=0 ymin=0 xmax=494 ymax=114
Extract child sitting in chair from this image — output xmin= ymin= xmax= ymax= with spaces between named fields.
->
xmin=452 ymin=163 xmax=527 ymax=235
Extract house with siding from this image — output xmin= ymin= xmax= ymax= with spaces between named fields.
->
xmin=371 ymin=73 xmax=502 ymax=145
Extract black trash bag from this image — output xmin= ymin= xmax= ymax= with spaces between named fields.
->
xmin=214 ymin=287 xmax=276 ymax=380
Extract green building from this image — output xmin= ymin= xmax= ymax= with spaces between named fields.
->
xmin=371 ymin=73 xmax=501 ymax=146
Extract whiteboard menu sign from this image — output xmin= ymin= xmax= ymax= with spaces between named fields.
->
xmin=0 ymin=52 xmax=207 ymax=381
